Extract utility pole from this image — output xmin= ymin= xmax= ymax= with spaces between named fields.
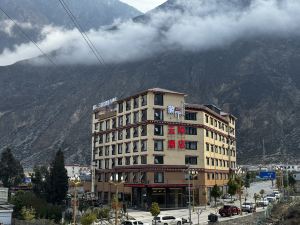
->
xmin=187 ymin=165 xmax=192 ymax=224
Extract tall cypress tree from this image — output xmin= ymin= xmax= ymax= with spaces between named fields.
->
xmin=46 ymin=149 xmax=68 ymax=205
xmin=0 ymin=148 xmax=24 ymax=188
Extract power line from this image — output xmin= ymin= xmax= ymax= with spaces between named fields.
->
xmin=58 ymin=0 xmax=105 ymax=65
xmin=0 ymin=6 xmax=57 ymax=66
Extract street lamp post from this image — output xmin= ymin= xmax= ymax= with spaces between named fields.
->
xmin=187 ymin=166 xmax=192 ymax=225
xmin=191 ymin=170 xmax=198 ymax=212
xmin=109 ymin=174 xmax=125 ymax=225
xmin=70 ymin=174 xmax=81 ymax=225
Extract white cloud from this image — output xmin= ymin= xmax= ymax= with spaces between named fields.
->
xmin=120 ymin=0 xmax=167 ymax=13
xmin=1 ymin=0 xmax=300 ymax=66
xmin=0 ymin=20 xmax=33 ymax=37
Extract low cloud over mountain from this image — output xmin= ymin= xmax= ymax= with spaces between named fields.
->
xmin=1 ymin=0 xmax=300 ymax=66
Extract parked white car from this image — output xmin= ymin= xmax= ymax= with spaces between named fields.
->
xmin=152 ymin=215 xmax=183 ymax=225
xmin=273 ymin=191 xmax=281 ymax=199
xmin=241 ymin=202 xmax=256 ymax=213
xmin=257 ymin=198 xmax=269 ymax=207
xmin=266 ymin=196 xmax=276 ymax=203
xmin=122 ymin=220 xmax=150 ymax=225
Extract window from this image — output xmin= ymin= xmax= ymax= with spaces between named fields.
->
xmin=185 ymin=112 xmax=197 ymax=120
xmin=210 ymin=117 xmax=213 ymax=125
xmin=98 ymin=160 xmax=102 ymax=169
xmin=126 ymin=128 xmax=131 ymax=139
xmin=133 ymin=156 xmax=138 ymax=164
xmin=154 ymin=140 xmax=164 ymax=151
xmin=141 ymin=94 xmax=147 ymax=106
xmin=154 ymin=93 xmax=164 ymax=106
xmin=105 ymin=146 xmax=109 ymax=156
xmin=185 ymin=156 xmax=197 ymax=165
xmin=126 ymin=100 xmax=131 ymax=111
xmin=154 ymin=109 xmax=164 ymax=120
xmin=118 ymin=116 xmax=123 ymax=127
xmin=206 ymin=157 xmax=210 ymax=165
xmin=214 ymin=119 xmax=217 ymax=127
xmin=206 ymin=129 xmax=209 ymax=137
xmin=105 ymin=133 xmax=110 ymax=143
xmin=210 ymin=145 xmax=214 ymax=152
xmin=125 ymin=157 xmax=130 ymax=165
xmin=141 ymin=125 xmax=147 ymax=136
xmin=94 ymin=123 xmax=99 ymax=131
xmin=112 ymin=131 xmax=116 ymax=141
xmin=133 ymin=127 xmax=139 ymax=137
xmin=100 ymin=122 xmax=104 ymax=131
xmin=133 ymin=97 xmax=139 ymax=108
xmin=124 ymin=172 xmax=130 ymax=182
xmin=118 ymin=158 xmax=122 ymax=166
xmin=206 ymin=143 xmax=209 ymax=151
xmin=118 ymin=102 xmax=123 ymax=113
xmin=133 ymin=141 xmax=139 ymax=152
xmin=141 ymin=140 xmax=147 ymax=151
xmin=205 ymin=114 xmax=209 ymax=123
xmin=111 ymin=159 xmax=115 ymax=168
xmin=112 ymin=118 xmax=116 ymax=128
xmin=154 ymin=172 xmax=164 ymax=183
xmin=211 ymin=158 xmax=215 ymax=166
xmin=125 ymin=114 xmax=131 ymax=125
xmin=99 ymin=134 xmax=103 ymax=144
xmin=118 ymin=144 xmax=122 ymax=154
xmin=185 ymin=141 xmax=197 ymax=150
xmin=111 ymin=145 xmax=116 ymax=155
xmin=207 ymin=173 xmax=210 ymax=180
xmin=141 ymin=155 xmax=147 ymax=164
xmin=118 ymin=130 xmax=123 ymax=140
xmin=154 ymin=125 xmax=164 ymax=136
xmin=106 ymin=120 xmax=110 ymax=130
xmin=141 ymin=109 xmax=147 ymax=121
xmin=105 ymin=159 xmax=109 ymax=169
xmin=133 ymin=111 xmax=139 ymax=123
xmin=99 ymin=147 xmax=103 ymax=156
xmin=125 ymin=142 xmax=130 ymax=153
xmin=185 ymin=126 xmax=197 ymax=135
xmin=154 ymin=155 xmax=164 ymax=164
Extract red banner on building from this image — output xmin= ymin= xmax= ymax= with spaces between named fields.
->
xmin=168 ymin=140 xmax=176 ymax=149
xmin=168 ymin=125 xmax=175 ymax=135
xmin=178 ymin=126 xmax=185 ymax=134
xmin=178 ymin=140 xmax=185 ymax=149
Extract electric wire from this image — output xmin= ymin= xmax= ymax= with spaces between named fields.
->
xmin=58 ymin=0 xmax=105 ymax=65
xmin=0 ymin=6 xmax=57 ymax=66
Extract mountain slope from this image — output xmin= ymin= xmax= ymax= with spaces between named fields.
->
xmin=1 ymin=36 xmax=300 ymax=166
xmin=0 ymin=0 xmax=141 ymax=52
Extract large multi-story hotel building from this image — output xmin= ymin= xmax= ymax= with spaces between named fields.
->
xmin=91 ymin=88 xmax=237 ymax=209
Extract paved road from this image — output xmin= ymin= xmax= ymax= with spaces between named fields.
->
xmin=128 ymin=180 xmax=274 ymax=225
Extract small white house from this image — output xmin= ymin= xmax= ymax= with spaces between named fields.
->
xmin=293 ymin=173 xmax=300 ymax=193
xmin=0 ymin=206 xmax=13 ymax=225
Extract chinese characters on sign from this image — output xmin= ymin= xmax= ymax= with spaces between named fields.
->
xmin=167 ymin=105 xmax=183 ymax=118
xmin=168 ymin=125 xmax=185 ymax=150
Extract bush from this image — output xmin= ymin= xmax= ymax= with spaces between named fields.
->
xmin=150 ymin=202 xmax=160 ymax=217
xmin=10 ymin=191 xmax=62 ymax=223
xmin=80 ymin=212 xmax=97 ymax=225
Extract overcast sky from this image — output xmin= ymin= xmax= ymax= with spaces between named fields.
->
xmin=120 ymin=0 xmax=167 ymax=13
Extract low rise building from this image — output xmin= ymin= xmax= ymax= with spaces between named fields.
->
xmin=91 ymin=88 xmax=237 ymax=208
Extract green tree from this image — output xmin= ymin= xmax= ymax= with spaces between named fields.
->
xmin=46 ymin=149 xmax=68 ymax=205
xmin=253 ymin=193 xmax=260 ymax=207
xmin=244 ymin=172 xmax=251 ymax=189
xmin=235 ymin=176 xmax=244 ymax=215
xmin=21 ymin=206 xmax=36 ymax=221
xmin=288 ymin=173 xmax=296 ymax=190
xmin=0 ymin=148 xmax=24 ymax=188
xmin=31 ymin=165 xmax=49 ymax=199
xmin=211 ymin=184 xmax=222 ymax=207
xmin=80 ymin=212 xmax=97 ymax=225
xmin=227 ymin=178 xmax=238 ymax=201
xmin=150 ymin=202 xmax=160 ymax=225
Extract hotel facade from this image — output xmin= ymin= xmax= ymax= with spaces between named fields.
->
xmin=91 ymin=88 xmax=237 ymax=209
